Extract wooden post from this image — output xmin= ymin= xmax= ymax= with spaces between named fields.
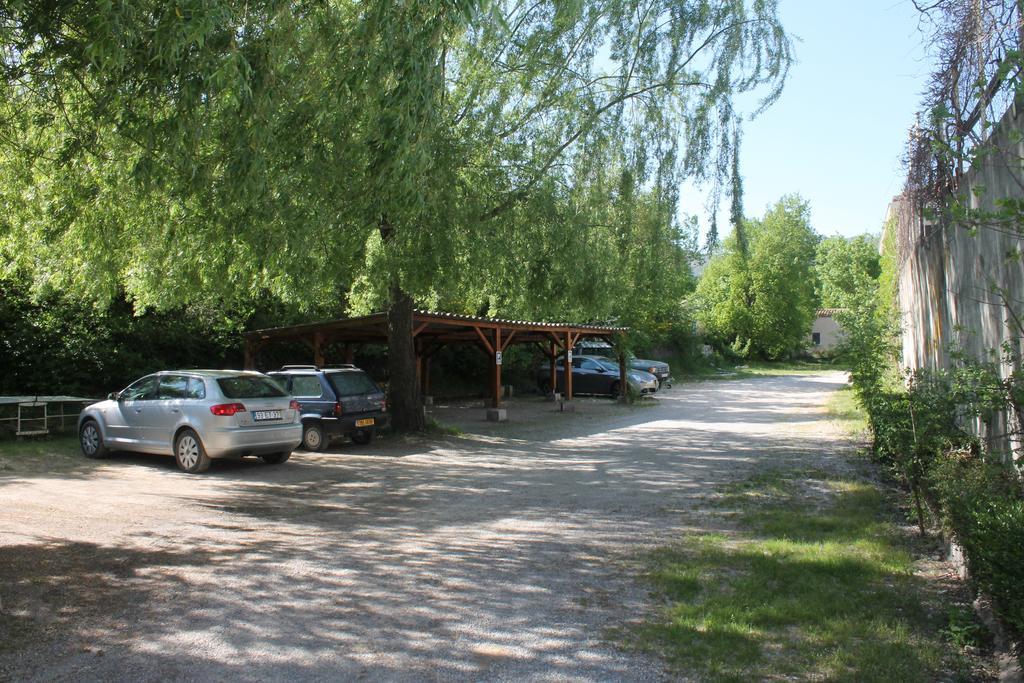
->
xmin=618 ymin=349 xmax=628 ymax=402
xmin=492 ymin=328 xmax=502 ymax=408
xmin=422 ymin=356 xmax=432 ymax=397
xmin=563 ymin=331 xmax=574 ymax=401
xmin=244 ymin=340 xmax=256 ymax=370
xmin=415 ymin=349 xmax=423 ymax=396
xmin=343 ymin=343 xmax=355 ymax=364
xmin=549 ymin=340 xmax=557 ymax=394
xmin=312 ymin=332 xmax=325 ymax=368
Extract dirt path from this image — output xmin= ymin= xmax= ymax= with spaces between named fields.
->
xmin=0 ymin=372 xmax=850 ymax=681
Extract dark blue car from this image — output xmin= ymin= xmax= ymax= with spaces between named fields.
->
xmin=268 ymin=365 xmax=389 ymax=451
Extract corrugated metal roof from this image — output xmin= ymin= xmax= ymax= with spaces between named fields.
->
xmin=246 ymin=309 xmax=628 ymax=337
xmin=410 ymin=309 xmax=627 ymax=331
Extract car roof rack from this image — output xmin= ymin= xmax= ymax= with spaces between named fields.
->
xmin=323 ymin=364 xmax=357 ymax=370
xmin=278 ymin=364 xmax=319 ymax=371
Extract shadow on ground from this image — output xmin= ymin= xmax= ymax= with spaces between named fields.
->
xmin=0 ymin=372 xmax=851 ymax=680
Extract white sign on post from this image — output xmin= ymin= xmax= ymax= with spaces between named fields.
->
xmin=567 ymin=350 xmax=573 ymax=362
xmin=495 ymin=351 xmax=503 ymax=366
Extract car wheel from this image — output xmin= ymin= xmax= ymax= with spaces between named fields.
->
xmin=302 ymin=422 xmax=326 ymax=451
xmin=174 ymin=428 xmax=211 ymax=473
xmin=351 ymin=429 xmax=373 ymax=445
xmin=79 ymin=420 xmax=109 ymax=459
xmin=609 ymin=381 xmax=621 ymax=398
xmin=261 ymin=451 xmax=291 ymax=465
xmin=538 ymin=379 xmax=551 ymax=394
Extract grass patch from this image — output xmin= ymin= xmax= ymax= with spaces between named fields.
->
xmin=736 ymin=359 xmax=850 ymax=376
xmin=630 ymin=470 xmax=954 ymax=681
xmin=0 ymin=435 xmax=80 ymax=473
xmin=423 ymin=418 xmax=463 ymax=437
xmin=826 ymin=385 xmax=869 ymax=435
xmin=678 ymin=359 xmax=849 ymax=382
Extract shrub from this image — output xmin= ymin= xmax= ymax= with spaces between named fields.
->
xmin=864 ymin=372 xmax=975 ymax=531
xmin=932 ymin=453 xmax=1024 ymax=634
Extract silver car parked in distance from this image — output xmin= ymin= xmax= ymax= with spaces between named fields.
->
xmin=78 ymin=370 xmax=303 ymax=473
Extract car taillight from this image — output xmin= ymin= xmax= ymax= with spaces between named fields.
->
xmin=333 ymin=401 xmax=343 ymax=417
xmin=378 ymin=400 xmax=387 ymax=411
xmin=289 ymin=400 xmax=300 ymax=411
xmin=210 ymin=403 xmax=246 ymax=416
xmin=648 ymin=367 xmax=657 ymax=373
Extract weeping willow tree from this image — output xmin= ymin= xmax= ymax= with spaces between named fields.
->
xmin=1 ymin=0 xmax=792 ymax=430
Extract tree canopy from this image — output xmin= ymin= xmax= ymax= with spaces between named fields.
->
xmin=815 ymin=234 xmax=881 ymax=310
xmin=1 ymin=0 xmax=793 ymax=427
xmin=692 ymin=194 xmax=818 ymax=359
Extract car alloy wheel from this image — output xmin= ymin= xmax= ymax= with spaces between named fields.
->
xmin=79 ymin=420 xmax=107 ymax=458
xmin=174 ymin=429 xmax=211 ymax=473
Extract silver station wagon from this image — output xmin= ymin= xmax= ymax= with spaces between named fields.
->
xmin=78 ymin=370 xmax=303 ymax=473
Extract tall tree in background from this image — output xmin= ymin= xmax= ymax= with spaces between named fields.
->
xmin=692 ymin=195 xmax=819 ymax=359
xmin=1 ymin=1 xmax=793 ymax=431
xmin=815 ymin=235 xmax=881 ymax=310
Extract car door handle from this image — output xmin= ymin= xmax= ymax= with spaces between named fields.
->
xmin=171 ymin=408 xmax=180 ymax=413
xmin=134 ymin=408 xmax=143 ymax=414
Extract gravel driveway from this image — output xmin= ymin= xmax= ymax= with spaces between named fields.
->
xmin=0 ymin=372 xmax=850 ymax=681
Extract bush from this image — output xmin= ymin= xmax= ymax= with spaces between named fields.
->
xmin=863 ymin=372 xmax=976 ymax=530
xmin=932 ymin=453 xmax=1024 ymax=634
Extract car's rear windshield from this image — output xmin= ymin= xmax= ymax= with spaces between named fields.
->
xmin=327 ymin=371 xmax=380 ymax=397
xmin=217 ymin=376 xmax=288 ymax=399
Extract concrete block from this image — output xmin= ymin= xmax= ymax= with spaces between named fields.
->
xmin=559 ymin=401 xmax=576 ymax=413
xmin=486 ymin=408 xmax=508 ymax=422
xmin=546 ymin=392 xmax=561 ymax=402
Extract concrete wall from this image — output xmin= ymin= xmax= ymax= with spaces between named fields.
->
xmin=893 ymin=103 xmax=1024 ymax=455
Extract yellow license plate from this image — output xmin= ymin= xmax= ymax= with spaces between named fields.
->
xmin=355 ymin=418 xmax=375 ymax=427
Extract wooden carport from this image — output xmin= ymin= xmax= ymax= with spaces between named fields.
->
xmin=242 ymin=310 xmax=628 ymax=407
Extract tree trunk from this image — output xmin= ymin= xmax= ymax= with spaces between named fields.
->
xmin=387 ymin=285 xmax=424 ymax=432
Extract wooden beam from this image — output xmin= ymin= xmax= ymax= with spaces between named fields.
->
xmin=534 ymin=341 xmax=556 ymax=358
xmin=473 ymin=325 xmax=495 ymax=355
xmin=412 ymin=322 xmax=429 ymax=337
xmin=499 ymin=329 xmax=517 ymax=352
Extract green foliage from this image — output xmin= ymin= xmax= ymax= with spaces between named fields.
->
xmin=0 ymin=278 xmax=245 ymax=397
xmin=0 ymin=1 xmax=793 ymax=431
xmin=932 ymin=453 xmax=1024 ymax=634
xmin=841 ymin=217 xmax=1024 ymax=635
xmin=692 ymin=195 xmax=819 ymax=359
xmin=1 ymin=0 xmax=792 ymax=332
xmin=815 ymin=234 xmax=881 ymax=309
xmin=835 ymin=221 xmax=899 ymax=402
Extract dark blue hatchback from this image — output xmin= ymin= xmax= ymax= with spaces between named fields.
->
xmin=268 ymin=365 xmax=389 ymax=451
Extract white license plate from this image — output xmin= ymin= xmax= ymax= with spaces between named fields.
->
xmin=355 ymin=418 xmax=375 ymax=427
xmin=253 ymin=410 xmax=282 ymax=422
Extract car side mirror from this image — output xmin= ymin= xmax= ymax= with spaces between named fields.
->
xmin=108 ymin=391 xmax=120 ymax=401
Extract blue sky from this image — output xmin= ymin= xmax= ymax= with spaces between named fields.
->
xmin=684 ymin=0 xmax=933 ymax=242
